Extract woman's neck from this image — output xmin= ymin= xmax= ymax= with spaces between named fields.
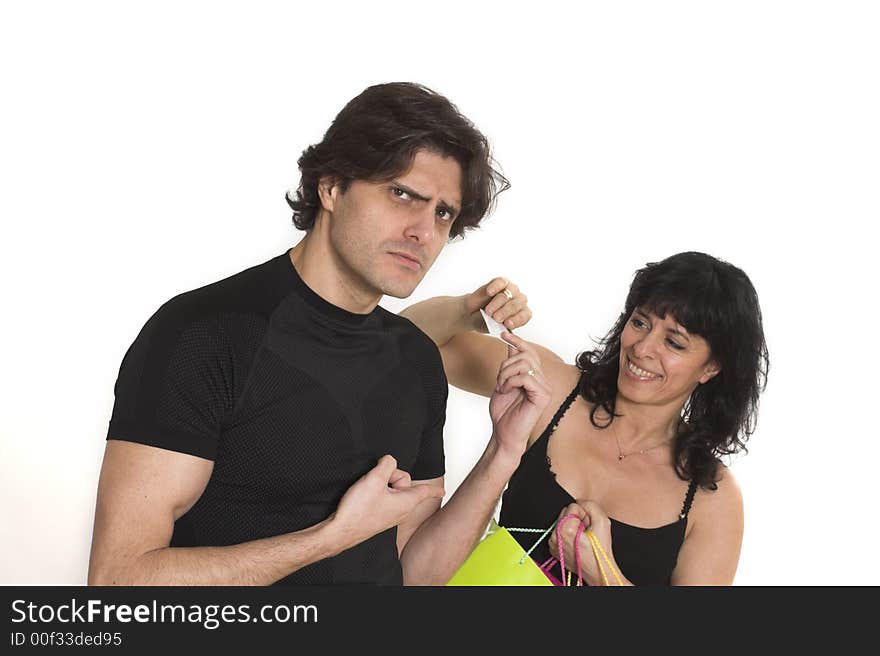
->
xmin=606 ymin=394 xmax=684 ymax=451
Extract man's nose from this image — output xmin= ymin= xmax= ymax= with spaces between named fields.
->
xmin=404 ymin=205 xmax=436 ymax=243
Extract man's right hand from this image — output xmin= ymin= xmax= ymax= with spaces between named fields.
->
xmin=330 ymin=456 xmax=445 ymax=552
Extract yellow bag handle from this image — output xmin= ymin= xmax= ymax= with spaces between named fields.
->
xmin=585 ymin=529 xmax=624 ymax=586
xmin=558 ymin=513 xmax=624 ymax=586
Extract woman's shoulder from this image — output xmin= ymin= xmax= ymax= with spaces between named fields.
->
xmin=545 ymin=359 xmax=582 ymax=391
xmin=708 ymin=463 xmax=742 ymax=501
xmin=525 ymin=360 xmax=584 ymax=444
xmin=540 ymin=359 xmax=586 ymax=417
xmin=688 ymin=463 xmax=744 ymax=533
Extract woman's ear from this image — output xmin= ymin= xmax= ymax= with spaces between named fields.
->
xmin=698 ymin=360 xmax=721 ymax=384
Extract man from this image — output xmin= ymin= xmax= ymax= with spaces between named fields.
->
xmin=88 ymin=82 xmax=550 ymax=585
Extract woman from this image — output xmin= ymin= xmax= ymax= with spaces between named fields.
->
xmin=401 ymin=251 xmax=768 ymax=585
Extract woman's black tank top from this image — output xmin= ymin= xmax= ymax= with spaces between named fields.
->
xmin=499 ymin=376 xmax=697 ymax=585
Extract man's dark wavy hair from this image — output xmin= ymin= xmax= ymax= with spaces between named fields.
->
xmin=285 ymin=82 xmax=509 ymax=239
xmin=575 ymin=252 xmax=769 ymax=490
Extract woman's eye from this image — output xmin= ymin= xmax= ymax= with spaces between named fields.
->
xmin=631 ymin=317 xmax=647 ymax=329
xmin=667 ymin=339 xmax=685 ymax=350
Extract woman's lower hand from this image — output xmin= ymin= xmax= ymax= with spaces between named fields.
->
xmin=548 ymin=501 xmax=620 ymax=586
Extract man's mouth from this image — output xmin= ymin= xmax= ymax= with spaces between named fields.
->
xmin=389 ymin=251 xmax=422 ymax=271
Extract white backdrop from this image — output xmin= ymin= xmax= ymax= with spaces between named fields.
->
xmin=2 ymin=1 xmax=877 ymax=585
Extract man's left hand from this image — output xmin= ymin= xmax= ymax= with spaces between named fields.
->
xmin=489 ymin=331 xmax=551 ymax=460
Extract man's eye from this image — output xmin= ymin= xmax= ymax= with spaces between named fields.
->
xmin=436 ymin=208 xmax=452 ymax=222
xmin=391 ymin=187 xmax=410 ymax=199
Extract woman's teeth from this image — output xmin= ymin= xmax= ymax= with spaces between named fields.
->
xmin=627 ymin=359 xmax=660 ymax=379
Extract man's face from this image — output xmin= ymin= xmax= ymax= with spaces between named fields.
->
xmin=322 ymin=149 xmax=463 ymax=299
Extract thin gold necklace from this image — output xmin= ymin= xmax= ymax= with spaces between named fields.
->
xmin=610 ymin=421 xmax=674 ymax=462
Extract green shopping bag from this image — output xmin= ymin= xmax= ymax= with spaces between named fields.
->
xmin=446 ymin=520 xmax=554 ymax=586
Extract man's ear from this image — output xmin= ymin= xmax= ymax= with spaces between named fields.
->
xmin=317 ymin=176 xmax=339 ymax=212
xmin=698 ymin=360 xmax=721 ymax=384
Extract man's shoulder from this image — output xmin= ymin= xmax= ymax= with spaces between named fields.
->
xmin=160 ymin=252 xmax=291 ymax=319
xmin=378 ymin=306 xmax=440 ymax=347
xmin=377 ymin=306 xmax=444 ymax=367
xmin=130 ymin=252 xmax=291 ymax=352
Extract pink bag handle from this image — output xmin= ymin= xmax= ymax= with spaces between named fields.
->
xmin=555 ymin=513 xmax=586 ymax=586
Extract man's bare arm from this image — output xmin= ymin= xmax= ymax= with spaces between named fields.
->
xmin=398 ymin=332 xmax=552 ymax=585
xmin=88 ymin=441 xmax=441 ymax=585
xmin=398 ymin=441 xmax=519 ymax=585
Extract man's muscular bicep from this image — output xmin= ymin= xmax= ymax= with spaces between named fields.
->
xmin=87 ymin=440 xmax=213 ymax=584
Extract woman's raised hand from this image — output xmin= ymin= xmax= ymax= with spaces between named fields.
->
xmin=465 ymin=277 xmax=533 ymax=332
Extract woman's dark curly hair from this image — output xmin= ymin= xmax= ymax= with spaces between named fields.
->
xmin=285 ymin=82 xmax=509 ymax=239
xmin=575 ymin=252 xmax=769 ymax=490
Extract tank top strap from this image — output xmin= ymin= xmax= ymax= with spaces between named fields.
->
xmin=543 ymin=371 xmax=583 ymax=436
xmin=679 ymin=479 xmax=698 ymax=519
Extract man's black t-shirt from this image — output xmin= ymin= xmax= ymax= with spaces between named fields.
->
xmin=106 ymin=251 xmax=447 ymax=585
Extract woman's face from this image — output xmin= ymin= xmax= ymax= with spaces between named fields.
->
xmin=617 ymin=307 xmax=720 ymax=407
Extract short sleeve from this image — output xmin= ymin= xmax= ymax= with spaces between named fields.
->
xmin=408 ymin=348 xmax=448 ymax=481
xmin=107 ymin=299 xmax=235 ymax=461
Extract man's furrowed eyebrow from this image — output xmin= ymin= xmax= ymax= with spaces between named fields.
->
xmin=391 ymin=181 xmax=460 ymax=217
xmin=390 ymin=181 xmax=431 ymax=202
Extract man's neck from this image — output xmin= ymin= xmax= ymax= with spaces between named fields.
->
xmin=289 ymin=234 xmax=381 ymax=315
